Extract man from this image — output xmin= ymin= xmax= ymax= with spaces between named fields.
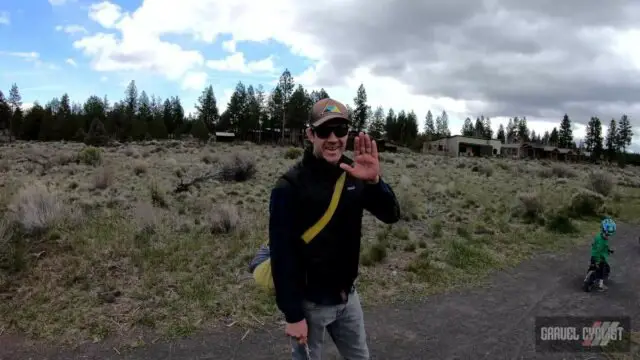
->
xmin=268 ymin=98 xmax=401 ymax=359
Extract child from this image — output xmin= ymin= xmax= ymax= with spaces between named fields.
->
xmin=590 ymin=217 xmax=616 ymax=291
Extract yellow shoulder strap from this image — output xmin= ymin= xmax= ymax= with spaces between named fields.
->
xmin=301 ymin=172 xmax=347 ymax=243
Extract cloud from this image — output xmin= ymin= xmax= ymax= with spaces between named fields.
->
xmin=48 ymin=0 xmax=70 ymax=5
xmin=0 ymin=51 xmax=40 ymax=60
xmin=1 ymin=51 xmax=60 ymax=71
xmin=181 ymin=71 xmax=208 ymax=91
xmin=55 ymin=24 xmax=88 ymax=34
xmin=88 ymin=1 xmax=123 ymax=28
xmin=74 ymin=1 xmax=205 ymax=85
xmin=206 ymin=52 xmax=275 ymax=74
xmin=66 ymin=58 xmax=77 ymax=67
xmin=0 ymin=11 xmax=9 ymax=25
xmin=222 ymin=40 xmax=236 ymax=53
xmin=73 ymin=32 xmax=204 ymax=81
xmin=290 ymin=0 xmax=640 ymax=128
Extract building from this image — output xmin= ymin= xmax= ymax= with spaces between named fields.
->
xmin=422 ymin=135 xmax=503 ymax=157
xmin=500 ymin=142 xmax=590 ymax=161
xmin=423 ymin=135 xmax=591 ymax=161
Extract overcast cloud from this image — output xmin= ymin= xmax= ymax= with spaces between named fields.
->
xmin=295 ymin=0 xmax=640 ymax=127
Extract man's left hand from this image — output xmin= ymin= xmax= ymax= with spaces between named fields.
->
xmin=339 ymin=132 xmax=380 ymax=183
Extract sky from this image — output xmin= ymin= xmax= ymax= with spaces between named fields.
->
xmin=1 ymin=0 xmax=640 ymax=151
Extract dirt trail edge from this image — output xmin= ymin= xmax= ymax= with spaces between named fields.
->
xmin=3 ymin=224 xmax=639 ymax=360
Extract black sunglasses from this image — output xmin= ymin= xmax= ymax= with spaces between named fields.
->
xmin=312 ymin=124 xmax=349 ymax=139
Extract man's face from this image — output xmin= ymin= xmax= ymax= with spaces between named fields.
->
xmin=306 ymin=120 xmax=350 ymax=164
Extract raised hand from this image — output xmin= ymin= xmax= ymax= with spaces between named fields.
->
xmin=340 ymin=132 xmax=380 ymax=183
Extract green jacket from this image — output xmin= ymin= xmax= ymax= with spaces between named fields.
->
xmin=591 ymin=233 xmax=610 ymax=263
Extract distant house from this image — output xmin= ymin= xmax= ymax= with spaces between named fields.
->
xmin=500 ymin=142 xmax=589 ymax=161
xmin=423 ymin=136 xmax=590 ymax=161
xmin=215 ymin=132 xmax=235 ymax=142
xmin=422 ymin=135 xmax=502 ymax=157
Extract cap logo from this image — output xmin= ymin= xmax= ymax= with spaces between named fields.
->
xmin=323 ymin=104 xmax=342 ymax=114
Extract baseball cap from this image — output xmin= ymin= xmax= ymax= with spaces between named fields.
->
xmin=309 ymin=98 xmax=350 ymax=127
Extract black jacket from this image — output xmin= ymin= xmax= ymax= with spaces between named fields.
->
xmin=268 ymin=147 xmax=401 ymax=323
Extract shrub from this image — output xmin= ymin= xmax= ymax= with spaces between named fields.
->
xmin=0 ymin=219 xmax=22 ymax=273
xmin=133 ymin=161 xmax=148 ymax=176
xmin=149 ymin=182 xmax=169 ymax=208
xmin=545 ymin=212 xmax=578 ymax=234
xmin=218 ymin=151 xmax=256 ymax=182
xmin=78 ymin=146 xmax=103 ymax=166
xmin=7 ymin=183 xmax=65 ymax=235
xmin=133 ymin=201 xmax=158 ymax=235
xmin=360 ymin=241 xmax=388 ymax=266
xmin=445 ymin=239 xmax=496 ymax=271
xmin=201 ymin=153 xmax=218 ymax=164
xmin=568 ymin=189 xmax=605 ymax=218
xmin=471 ymin=163 xmax=493 ymax=177
xmin=284 ymin=147 xmax=303 ymax=159
xmin=515 ymin=192 xmax=543 ymax=219
xmin=92 ymin=166 xmax=114 ymax=190
xmin=208 ymin=204 xmax=241 ymax=234
xmin=551 ymin=164 xmax=577 ymax=178
xmin=587 ymin=171 xmax=614 ymax=196
xmin=396 ymin=175 xmax=420 ymax=221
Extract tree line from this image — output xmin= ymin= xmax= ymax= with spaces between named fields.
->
xmin=0 ymin=70 xmax=425 ymax=147
xmin=0 ymin=68 xmax=634 ymax=162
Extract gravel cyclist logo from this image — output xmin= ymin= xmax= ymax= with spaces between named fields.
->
xmin=581 ymin=320 xmax=624 ymax=347
xmin=535 ymin=316 xmax=630 ymax=353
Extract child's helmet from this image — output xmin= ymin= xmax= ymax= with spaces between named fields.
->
xmin=601 ymin=217 xmax=617 ymax=236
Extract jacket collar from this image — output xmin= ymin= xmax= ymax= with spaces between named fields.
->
xmin=302 ymin=146 xmax=352 ymax=180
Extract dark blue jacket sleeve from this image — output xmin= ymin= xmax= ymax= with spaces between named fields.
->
xmin=362 ymin=177 xmax=401 ymax=224
xmin=268 ymin=180 xmax=305 ymax=323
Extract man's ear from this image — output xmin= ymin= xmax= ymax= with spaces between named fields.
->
xmin=305 ymin=127 xmax=314 ymax=140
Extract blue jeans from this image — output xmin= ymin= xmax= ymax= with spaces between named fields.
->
xmin=291 ymin=290 xmax=369 ymax=360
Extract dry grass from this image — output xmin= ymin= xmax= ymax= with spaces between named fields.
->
xmin=1 ymin=140 xmax=640 ymax=348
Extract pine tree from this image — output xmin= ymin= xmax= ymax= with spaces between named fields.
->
xmin=436 ymin=110 xmax=450 ymax=137
xmin=585 ymin=117 xmax=604 ymax=161
xmin=483 ymin=116 xmax=493 ymax=139
xmin=496 ymin=124 xmax=506 ymax=143
xmin=0 ymin=91 xmax=11 ymax=136
xmin=84 ymin=117 xmax=109 ymax=146
xmin=517 ymin=117 xmax=529 ymax=142
xmin=558 ymin=114 xmax=573 ymax=148
xmin=368 ymin=106 xmax=385 ymax=139
xmin=8 ymin=83 xmax=22 ymax=141
xmin=352 ymin=83 xmax=369 ymax=132
xmin=424 ymin=110 xmax=435 ymax=139
xmin=474 ymin=117 xmax=484 ymax=138
xmin=195 ymin=85 xmax=219 ymax=133
xmin=405 ymin=110 xmax=419 ymax=142
xmin=461 ymin=117 xmax=474 ymax=136
xmin=592 ymin=117 xmax=603 ymax=161
xmin=506 ymin=118 xmax=517 ymax=143
xmin=605 ymin=118 xmax=618 ymax=161
xmin=191 ymin=119 xmax=209 ymax=142
xmin=277 ymin=69 xmax=294 ymax=142
xmin=616 ymin=114 xmax=633 ymax=154
xmin=385 ymin=108 xmax=396 ymax=141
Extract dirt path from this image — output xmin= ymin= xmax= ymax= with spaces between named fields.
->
xmin=3 ymin=224 xmax=639 ymax=360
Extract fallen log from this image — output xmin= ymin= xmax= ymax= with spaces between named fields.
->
xmin=173 ymin=171 xmax=220 ymax=193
